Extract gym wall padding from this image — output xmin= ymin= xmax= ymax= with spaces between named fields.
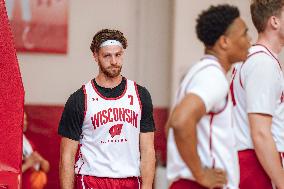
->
xmin=0 ymin=0 xmax=24 ymax=188
xmin=24 ymin=105 xmax=168 ymax=189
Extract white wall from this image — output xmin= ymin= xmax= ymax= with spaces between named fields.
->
xmin=19 ymin=0 xmax=284 ymax=107
xmin=171 ymin=0 xmax=226 ymax=104
xmin=19 ymin=0 xmax=172 ymax=107
xmin=170 ymin=0 xmax=284 ymax=104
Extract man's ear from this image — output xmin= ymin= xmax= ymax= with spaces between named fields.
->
xmin=269 ymin=16 xmax=280 ymax=30
xmin=93 ymin=51 xmax=99 ymax=62
xmin=218 ymin=35 xmax=229 ymax=50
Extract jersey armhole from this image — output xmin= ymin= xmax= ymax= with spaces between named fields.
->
xmin=207 ymin=95 xmax=228 ymax=115
xmin=134 ymin=82 xmax=142 ymax=112
xmin=82 ymin=85 xmax=87 ymax=121
xmin=239 ymin=51 xmax=268 ymax=89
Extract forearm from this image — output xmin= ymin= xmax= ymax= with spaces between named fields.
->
xmin=253 ymin=133 xmax=284 ymax=188
xmin=249 ymin=113 xmax=284 ymax=188
xmin=59 ymin=155 xmax=75 ymax=189
xmin=140 ymin=148 xmax=156 ymax=189
xmin=59 ymin=137 xmax=79 ymax=189
xmin=139 ymin=132 xmax=155 ymax=189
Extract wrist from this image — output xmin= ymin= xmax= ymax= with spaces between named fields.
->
xmin=141 ymin=186 xmax=152 ymax=189
xmin=274 ymin=170 xmax=284 ymax=188
xmin=193 ymin=167 xmax=206 ymax=182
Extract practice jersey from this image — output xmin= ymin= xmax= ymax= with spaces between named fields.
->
xmin=75 ymin=79 xmax=142 ymax=178
xmin=231 ymin=45 xmax=284 ymax=152
xmin=167 ymin=56 xmax=239 ymax=189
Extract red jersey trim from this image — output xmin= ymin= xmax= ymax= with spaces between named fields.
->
xmin=280 ymin=152 xmax=284 ymax=168
xmin=240 ymin=44 xmax=282 ymax=89
xmin=207 ymin=97 xmax=229 ymax=168
xmin=253 ymin=44 xmax=282 ymax=69
xmin=82 ymin=85 xmax=87 ymax=120
xmin=75 ymin=143 xmax=85 ymax=175
xmin=134 ymin=82 xmax=142 ymax=112
xmin=91 ymin=79 xmax=128 ymax=100
xmin=230 ymin=67 xmax=237 ymax=106
xmin=239 ymin=51 xmax=267 ymax=89
xmin=209 ymin=113 xmax=216 ymax=168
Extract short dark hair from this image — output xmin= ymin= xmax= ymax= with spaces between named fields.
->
xmin=90 ymin=29 xmax=128 ymax=53
xmin=251 ymin=0 xmax=284 ymax=32
xmin=196 ymin=4 xmax=240 ymax=46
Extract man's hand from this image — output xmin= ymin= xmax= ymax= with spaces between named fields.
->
xmin=196 ymin=167 xmax=227 ymax=189
xmin=22 ymin=151 xmax=43 ymax=172
xmin=25 ymin=152 xmax=41 ymax=167
xmin=32 ymin=151 xmax=44 ymax=161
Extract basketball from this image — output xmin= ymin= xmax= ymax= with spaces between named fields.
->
xmin=30 ymin=171 xmax=47 ymax=189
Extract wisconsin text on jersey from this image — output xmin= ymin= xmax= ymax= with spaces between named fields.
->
xmin=91 ymin=107 xmax=139 ymax=129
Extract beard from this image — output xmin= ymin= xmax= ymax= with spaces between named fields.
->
xmin=98 ymin=61 xmax=122 ymax=78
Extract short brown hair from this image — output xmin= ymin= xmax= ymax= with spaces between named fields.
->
xmin=251 ymin=0 xmax=284 ymax=32
xmin=90 ymin=29 xmax=128 ymax=53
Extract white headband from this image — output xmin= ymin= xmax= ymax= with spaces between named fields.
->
xmin=100 ymin=40 xmax=123 ymax=48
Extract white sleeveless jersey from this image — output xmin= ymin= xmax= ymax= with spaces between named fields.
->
xmin=75 ymin=79 xmax=142 ymax=178
xmin=231 ymin=45 xmax=284 ymax=152
xmin=167 ymin=57 xmax=239 ymax=189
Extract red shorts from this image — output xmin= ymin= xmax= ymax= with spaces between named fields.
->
xmin=238 ymin=150 xmax=273 ymax=189
xmin=170 ymin=179 xmax=208 ymax=189
xmin=75 ymin=175 xmax=141 ymax=189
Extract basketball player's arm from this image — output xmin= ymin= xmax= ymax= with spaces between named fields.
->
xmin=22 ymin=160 xmax=33 ymax=173
xmin=169 ymin=93 xmax=227 ymax=188
xmin=32 ymin=151 xmax=50 ymax=173
xmin=59 ymin=137 xmax=79 ymax=189
xmin=140 ymin=132 xmax=155 ymax=189
xmin=245 ymin=59 xmax=284 ymax=188
xmin=39 ymin=157 xmax=50 ymax=173
xmin=249 ymin=114 xmax=284 ymax=188
xmin=22 ymin=152 xmax=49 ymax=173
xmin=22 ymin=152 xmax=40 ymax=173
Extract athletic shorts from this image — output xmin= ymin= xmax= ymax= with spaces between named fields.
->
xmin=75 ymin=175 xmax=141 ymax=189
xmin=238 ymin=149 xmax=273 ymax=189
xmin=170 ymin=179 xmax=208 ymax=189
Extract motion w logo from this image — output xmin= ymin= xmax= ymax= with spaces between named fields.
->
xmin=109 ymin=124 xmax=123 ymax=138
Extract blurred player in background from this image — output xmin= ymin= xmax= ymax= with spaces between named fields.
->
xmin=167 ymin=4 xmax=250 ymax=189
xmin=231 ymin=0 xmax=284 ymax=188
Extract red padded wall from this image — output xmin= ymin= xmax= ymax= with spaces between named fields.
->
xmin=24 ymin=105 xmax=64 ymax=189
xmin=24 ymin=105 xmax=168 ymax=188
xmin=0 ymin=0 xmax=24 ymax=188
